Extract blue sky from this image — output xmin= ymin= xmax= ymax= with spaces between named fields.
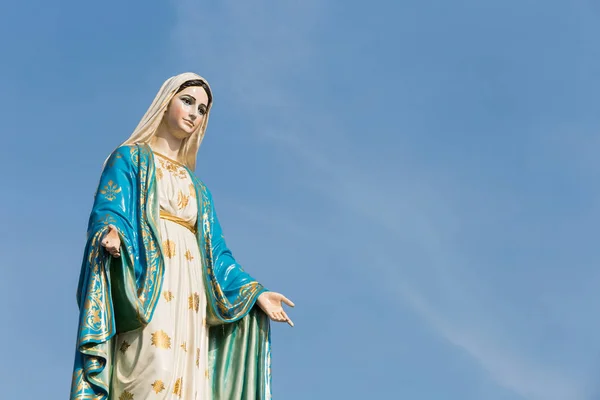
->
xmin=1 ymin=0 xmax=600 ymax=399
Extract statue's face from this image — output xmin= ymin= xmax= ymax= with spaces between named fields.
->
xmin=164 ymin=86 xmax=209 ymax=139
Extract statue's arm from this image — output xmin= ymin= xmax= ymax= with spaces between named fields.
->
xmin=207 ymin=189 xmax=294 ymax=326
xmin=86 ymin=146 xmax=138 ymax=258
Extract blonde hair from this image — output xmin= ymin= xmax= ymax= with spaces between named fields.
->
xmin=119 ymin=72 xmax=213 ymax=170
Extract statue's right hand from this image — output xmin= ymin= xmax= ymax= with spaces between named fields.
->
xmin=101 ymin=225 xmax=121 ymax=258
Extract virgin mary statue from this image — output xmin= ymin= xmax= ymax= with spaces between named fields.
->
xmin=70 ymin=72 xmax=294 ymax=400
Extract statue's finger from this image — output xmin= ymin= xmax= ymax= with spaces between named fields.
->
xmin=281 ymin=295 xmax=295 ymax=308
xmin=277 ymin=308 xmax=294 ymax=326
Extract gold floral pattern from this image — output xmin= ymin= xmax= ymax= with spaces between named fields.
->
xmin=163 ymin=290 xmax=174 ymax=302
xmin=90 ymin=308 xmax=101 ymax=325
xmin=180 ymin=342 xmax=187 ymax=352
xmin=184 ymin=249 xmax=194 ymax=261
xmin=196 ymin=348 xmax=200 ymax=368
xmin=163 ymin=239 xmax=176 ymax=258
xmin=173 ymin=377 xmax=183 ymax=397
xmin=156 ymin=168 xmax=164 ymax=180
xmin=151 ymin=330 xmax=171 ymax=349
xmin=100 ymin=180 xmax=122 ymax=201
xmin=188 ymin=292 xmax=200 ymax=312
xmin=119 ymin=340 xmax=130 ymax=353
xmin=151 ymin=380 xmax=165 ymax=394
xmin=119 ymin=391 xmax=134 ymax=400
xmin=158 ymin=156 xmax=188 ymax=179
xmin=177 ymin=190 xmax=190 ymax=209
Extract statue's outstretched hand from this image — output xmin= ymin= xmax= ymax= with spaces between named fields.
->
xmin=101 ymin=225 xmax=121 ymax=258
xmin=257 ymin=292 xmax=295 ymax=327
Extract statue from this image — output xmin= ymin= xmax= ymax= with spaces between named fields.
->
xmin=70 ymin=72 xmax=294 ymax=399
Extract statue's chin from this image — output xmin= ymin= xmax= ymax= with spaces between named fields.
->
xmin=170 ymin=128 xmax=194 ymax=140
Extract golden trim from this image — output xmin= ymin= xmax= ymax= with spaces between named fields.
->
xmin=159 ymin=210 xmax=197 ymax=234
xmin=152 ymin=150 xmax=186 ymax=167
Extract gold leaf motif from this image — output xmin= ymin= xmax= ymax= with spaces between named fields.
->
xmin=163 ymin=239 xmax=176 ymax=258
xmin=196 ymin=348 xmax=200 ymax=368
xmin=184 ymin=249 xmax=194 ymax=261
xmin=147 ymin=239 xmax=156 ymax=252
xmin=163 ymin=290 xmax=174 ymax=302
xmin=151 ymin=380 xmax=165 ymax=394
xmin=97 ymin=214 xmax=117 ymax=227
xmin=119 ymin=340 xmax=130 ymax=353
xmin=173 ymin=377 xmax=183 ymax=397
xmin=119 ymin=390 xmax=134 ymax=400
xmin=156 ymin=168 xmax=164 ymax=180
xmin=130 ymin=146 xmax=139 ymax=164
xmin=181 ymin=342 xmax=187 ymax=352
xmin=189 ymin=183 xmax=196 ymax=198
xmin=151 ymin=330 xmax=171 ymax=349
xmin=177 ymin=190 xmax=190 ymax=209
xmin=90 ymin=309 xmax=101 ymax=325
xmin=188 ymin=292 xmax=200 ymax=313
xmin=205 ymin=369 xmax=209 ymax=378
xmin=108 ymin=152 xmax=122 ymax=167
xmin=99 ymin=180 xmax=122 ymax=201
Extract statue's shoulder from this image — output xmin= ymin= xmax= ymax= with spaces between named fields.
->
xmin=109 ymin=144 xmax=152 ymax=167
xmin=105 ymin=144 xmax=145 ymax=171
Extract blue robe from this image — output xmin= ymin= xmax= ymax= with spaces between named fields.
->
xmin=70 ymin=144 xmax=271 ymax=399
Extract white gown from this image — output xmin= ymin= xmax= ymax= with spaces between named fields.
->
xmin=111 ymin=152 xmax=210 ymax=400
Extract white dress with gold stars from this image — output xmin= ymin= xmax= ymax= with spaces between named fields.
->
xmin=111 ymin=152 xmax=210 ymax=400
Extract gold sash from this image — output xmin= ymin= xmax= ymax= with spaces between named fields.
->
xmin=159 ymin=210 xmax=197 ymax=234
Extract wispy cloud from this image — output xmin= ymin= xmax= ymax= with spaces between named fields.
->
xmin=171 ymin=2 xmax=593 ymax=399
xmin=394 ymin=280 xmax=586 ymax=400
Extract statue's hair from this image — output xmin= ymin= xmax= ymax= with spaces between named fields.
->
xmin=176 ymin=79 xmax=213 ymax=107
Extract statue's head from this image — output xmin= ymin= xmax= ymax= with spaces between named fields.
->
xmin=121 ymin=73 xmax=214 ymax=170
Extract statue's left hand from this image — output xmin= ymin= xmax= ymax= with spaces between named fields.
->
xmin=257 ymin=292 xmax=295 ymax=327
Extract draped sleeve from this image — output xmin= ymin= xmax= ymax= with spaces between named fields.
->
xmin=192 ymin=179 xmax=268 ymax=323
xmin=71 ymin=144 xmax=164 ymax=400
xmin=190 ymin=177 xmax=272 ymax=399
xmin=76 ymin=146 xmax=138 ymax=308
